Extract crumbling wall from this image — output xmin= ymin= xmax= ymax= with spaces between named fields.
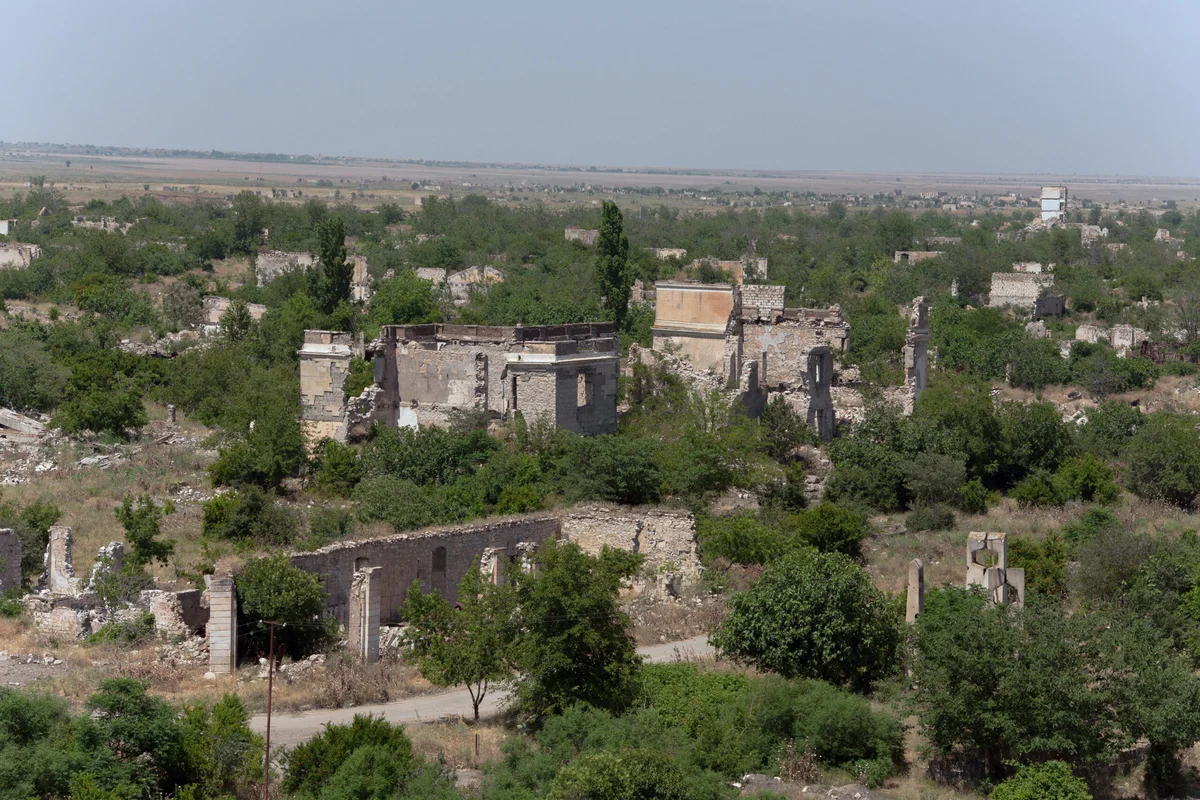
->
xmin=738 ymin=285 xmax=786 ymax=320
xmin=649 ymin=248 xmax=687 ymax=260
xmin=256 ymin=250 xmax=314 ymax=285
xmin=1111 ymin=324 xmax=1149 ymax=357
xmin=987 ymin=273 xmax=1054 ymax=310
xmin=288 ymin=516 xmax=561 ymax=625
xmin=446 ymin=266 xmax=505 ymax=306
xmin=564 ymin=228 xmax=599 ymax=246
xmin=651 ymin=283 xmax=736 ymax=374
xmin=415 ymin=267 xmax=448 ymax=285
xmin=742 ymin=308 xmax=848 ymax=390
xmin=806 ymin=347 xmax=837 ymax=441
xmin=45 ymin=526 xmax=79 ymax=595
xmin=299 ymin=331 xmax=355 ymax=443
xmin=0 ymin=530 xmax=21 ymax=592
xmin=142 ymin=589 xmax=207 ymax=638
xmin=559 ymin=506 xmax=700 ymax=585
xmin=893 ymin=251 xmax=944 ymax=264
xmin=201 ymin=296 xmax=267 ymax=328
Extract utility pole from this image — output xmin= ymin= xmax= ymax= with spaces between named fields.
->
xmin=263 ymin=621 xmax=275 ymax=800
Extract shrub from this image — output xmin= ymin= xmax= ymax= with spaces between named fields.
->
xmin=1053 ymin=455 xmax=1119 ymax=505
xmin=283 ymin=714 xmax=417 ymax=799
xmin=793 ymin=681 xmax=902 ymax=786
xmin=298 ymin=507 xmax=356 ymax=551
xmin=549 ymin=749 xmax=687 ymax=800
xmin=958 ymin=478 xmax=989 ymax=514
xmin=903 ymin=453 xmax=966 ymax=507
xmin=711 ymin=550 xmax=900 ymax=691
xmin=1010 ymin=471 xmax=1063 ymax=507
xmin=115 ymin=495 xmax=175 ymax=568
xmin=341 ymin=358 xmax=374 ymax=400
xmin=85 ymin=612 xmax=155 ymax=645
xmin=1124 ymin=413 xmax=1200 ymax=507
xmin=310 ymin=439 xmax=362 ymax=496
xmin=207 ymin=402 xmax=307 ymax=491
xmin=696 ymin=513 xmax=784 ymax=566
xmin=201 ymin=486 xmax=298 ymax=545
xmin=991 ymin=761 xmax=1091 ymax=800
xmin=793 ymin=503 xmax=870 ymax=559
xmin=1078 ymin=400 xmax=1142 ymax=457
xmin=0 ymin=597 xmax=24 ymax=617
xmin=1060 ymin=507 xmax=1120 ymax=547
xmin=0 ymin=329 xmax=69 ymax=413
xmin=905 ymin=504 xmax=955 ymax=533
xmin=1009 ymin=532 xmax=1069 ymax=596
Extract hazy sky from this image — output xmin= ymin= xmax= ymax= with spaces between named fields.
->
xmin=8 ymin=0 xmax=1198 ymax=175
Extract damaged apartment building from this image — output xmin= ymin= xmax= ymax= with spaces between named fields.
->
xmin=300 ymin=323 xmax=620 ymax=444
xmin=642 ymin=283 xmax=930 ymax=440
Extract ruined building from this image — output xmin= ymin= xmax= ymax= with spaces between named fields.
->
xmin=988 ymin=272 xmax=1055 ymax=311
xmin=300 ymin=323 xmax=620 ymax=444
xmin=647 ymin=281 xmax=849 ymax=440
xmin=0 ymin=243 xmax=41 ymax=269
xmin=564 ymin=227 xmax=599 ymax=246
xmin=893 ymin=250 xmax=944 ymax=264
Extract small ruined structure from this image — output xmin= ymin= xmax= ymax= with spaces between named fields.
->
xmin=300 ymin=323 xmax=620 ymax=444
xmin=201 ymin=296 xmax=267 ymax=330
xmin=0 ymin=530 xmax=21 ymax=593
xmin=806 ymin=347 xmax=837 ymax=441
xmin=72 ymin=216 xmax=137 ymax=234
xmin=906 ymin=558 xmax=924 ymax=623
xmin=893 ymin=250 xmax=944 ymax=264
xmin=966 ymin=532 xmax=1025 ymax=607
xmin=446 ymin=265 xmax=505 ymax=306
xmin=649 ymin=247 xmax=688 ymax=260
xmin=559 ymin=505 xmax=700 ymax=595
xmin=0 ymin=243 xmax=41 ymax=268
xmin=988 ymin=272 xmax=1054 ymax=311
xmin=1011 ymin=261 xmax=1046 ymax=274
xmin=564 ymin=227 xmax=599 ymax=246
xmin=256 ymin=250 xmax=315 ymax=285
xmin=926 ymin=236 xmax=962 ymax=246
xmin=902 ymin=297 xmax=930 ymax=413
xmin=348 ymin=566 xmax=382 ymax=663
xmin=1110 ymin=324 xmax=1150 ymax=357
xmin=1040 ymin=186 xmax=1067 ymax=222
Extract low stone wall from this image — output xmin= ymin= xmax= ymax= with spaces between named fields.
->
xmin=558 ymin=506 xmax=700 ymax=583
xmin=289 ymin=516 xmax=561 ymax=625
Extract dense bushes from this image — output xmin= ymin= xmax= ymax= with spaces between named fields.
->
xmin=0 ymin=680 xmax=261 ymax=800
xmin=711 ymin=550 xmax=900 ymax=691
xmin=697 ymin=504 xmax=870 ymax=566
xmin=235 ymin=555 xmax=333 ymax=659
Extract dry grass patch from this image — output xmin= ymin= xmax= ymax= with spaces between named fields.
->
xmin=407 ymin=720 xmax=507 ymax=768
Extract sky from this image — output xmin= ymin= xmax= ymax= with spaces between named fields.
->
xmin=7 ymin=0 xmax=1199 ymax=176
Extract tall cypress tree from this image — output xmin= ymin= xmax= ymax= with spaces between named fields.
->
xmin=311 ymin=216 xmax=351 ymax=314
xmin=595 ymin=201 xmax=632 ymax=331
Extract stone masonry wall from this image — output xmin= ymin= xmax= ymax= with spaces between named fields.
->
xmin=739 ymin=285 xmax=786 ymax=319
xmin=289 ymin=516 xmax=561 ymax=625
xmin=559 ymin=506 xmax=700 ymax=582
xmin=988 ymin=273 xmax=1054 ymax=310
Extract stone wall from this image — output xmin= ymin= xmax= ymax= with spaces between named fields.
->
xmin=649 ymin=248 xmax=688 ymax=260
xmin=45 ymin=526 xmax=79 ymax=595
xmin=143 ymin=589 xmax=207 ymax=638
xmin=559 ymin=506 xmax=700 ymax=584
xmin=201 ymin=296 xmax=267 ymax=327
xmin=988 ymin=273 xmax=1054 ymax=310
xmin=564 ymin=228 xmax=599 ymax=246
xmin=742 ymin=308 xmax=848 ymax=391
xmin=893 ymin=250 xmax=944 ymax=264
xmin=0 ymin=530 xmax=21 ymax=592
xmin=902 ymin=297 xmax=930 ymax=413
xmin=288 ymin=516 xmax=561 ymax=625
xmin=256 ymin=250 xmax=314 ymax=285
xmin=299 ymin=331 xmax=355 ymax=441
xmin=446 ymin=266 xmax=505 ymax=305
xmin=738 ymin=284 xmax=786 ymax=319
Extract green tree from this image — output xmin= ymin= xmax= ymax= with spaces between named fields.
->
xmin=230 ymin=192 xmax=266 ymax=254
xmin=311 ymin=217 xmax=351 ymax=314
xmin=218 ymin=299 xmax=254 ymax=341
xmin=595 ymin=201 xmax=632 ymax=331
xmin=401 ymin=563 xmax=516 ymax=720
xmin=367 ymin=270 xmax=442 ymax=327
xmin=510 ymin=543 xmax=643 ymax=722
xmin=711 ymin=550 xmax=900 ymax=691
xmin=114 ymin=495 xmax=174 ymax=568
xmin=1124 ymin=412 xmax=1200 ymax=507
xmin=0 ymin=329 xmax=69 ymax=413
xmin=235 ymin=555 xmax=330 ymax=658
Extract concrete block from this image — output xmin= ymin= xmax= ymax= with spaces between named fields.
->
xmin=208 ymin=575 xmax=237 ymax=674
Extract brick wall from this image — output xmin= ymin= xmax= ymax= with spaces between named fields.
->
xmin=988 ymin=273 xmax=1053 ymax=309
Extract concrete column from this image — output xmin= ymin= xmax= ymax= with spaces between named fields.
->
xmin=350 ymin=566 xmax=382 ymax=663
xmin=1006 ymin=568 xmax=1026 ymax=609
xmin=208 ymin=575 xmax=237 ymax=674
xmin=905 ymin=558 xmax=924 ymax=623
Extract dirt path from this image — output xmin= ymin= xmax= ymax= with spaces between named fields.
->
xmin=250 ymin=635 xmax=714 ymax=748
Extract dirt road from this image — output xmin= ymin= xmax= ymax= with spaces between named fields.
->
xmin=250 ymin=634 xmax=714 ymax=748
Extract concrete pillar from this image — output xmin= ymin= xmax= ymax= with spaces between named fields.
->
xmin=1006 ymin=568 xmax=1026 ymax=609
xmin=208 ymin=575 xmax=237 ymax=674
xmin=45 ymin=526 xmax=78 ymax=595
xmin=905 ymin=558 xmax=924 ymax=623
xmin=967 ymin=532 xmax=1007 ymax=595
xmin=350 ymin=566 xmax=382 ymax=663
xmin=166 ymin=404 xmax=177 ymax=424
